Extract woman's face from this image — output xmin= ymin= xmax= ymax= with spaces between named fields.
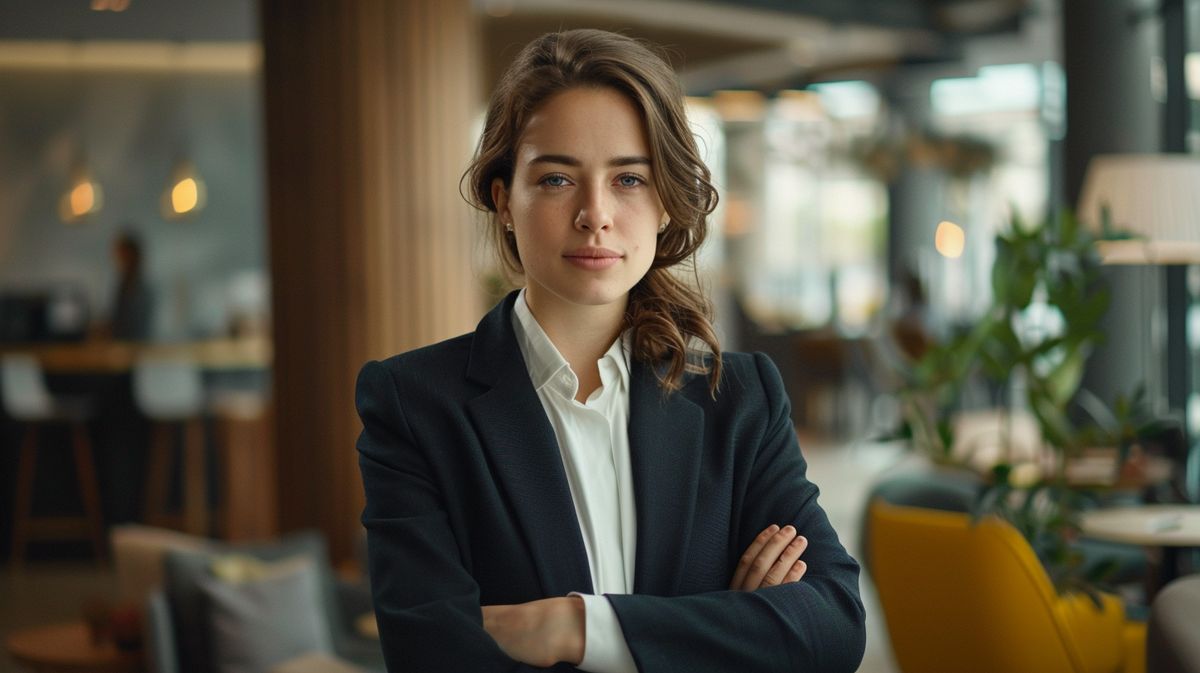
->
xmin=492 ymin=86 xmax=665 ymax=318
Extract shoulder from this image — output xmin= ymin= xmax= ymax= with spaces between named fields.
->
xmin=382 ymin=332 xmax=474 ymax=373
xmin=677 ymin=350 xmax=787 ymax=413
xmin=664 ymin=350 xmax=793 ymax=455
xmin=711 ymin=350 xmax=784 ymax=396
xmin=357 ymin=332 xmax=476 ymax=396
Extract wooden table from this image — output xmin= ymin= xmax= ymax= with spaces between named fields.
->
xmin=1080 ymin=504 xmax=1200 ymax=592
xmin=1062 ymin=451 xmax=1175 ymax=491
xmin=4 ymin=622 xmax=143 ymax=673
xmin=0 ymin=336 xmax=271 ymax=373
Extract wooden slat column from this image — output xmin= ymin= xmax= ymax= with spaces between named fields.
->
xmin=261 ymin=0 xmax=480 ymax=562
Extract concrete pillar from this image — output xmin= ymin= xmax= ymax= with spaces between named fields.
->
xmin=1062 ymin=0 xmax=1165 ymax=415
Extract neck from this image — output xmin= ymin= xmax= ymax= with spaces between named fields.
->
xmin=523 ymin=288 xmax=626 ymax=373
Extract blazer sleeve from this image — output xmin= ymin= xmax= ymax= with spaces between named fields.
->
xmin=605 ymin=352 xmax=866 ymax=673
xmin=356 ymin=360 xmax=548 ymax=673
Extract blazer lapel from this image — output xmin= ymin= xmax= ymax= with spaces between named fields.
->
xmin=628 ymin=358 xmax=705 ymax=597
xmin=464 ymin=291 xmax=594 ymax=597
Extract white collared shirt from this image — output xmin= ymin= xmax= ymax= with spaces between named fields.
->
xmin=511 ymin=288 xmax=639 ymax=673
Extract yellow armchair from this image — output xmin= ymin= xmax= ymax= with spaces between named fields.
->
xmin=868 ymin=500 xmax=1145 ymax=673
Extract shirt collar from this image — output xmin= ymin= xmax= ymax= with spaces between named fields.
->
xmin=511 ymin=287 xmax=631 ymax=399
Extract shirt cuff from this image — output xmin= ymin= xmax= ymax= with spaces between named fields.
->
xmin=568 ymin=592 xmax=638 ymax=673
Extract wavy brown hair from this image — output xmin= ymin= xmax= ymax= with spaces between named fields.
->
xmin=464 ymin=28 xmax=722 ymax=396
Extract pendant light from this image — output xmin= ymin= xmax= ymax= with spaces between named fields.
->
xmin=59 ymin=162 xmax=104 ymax=223
xmin=161 ymin=42 xmax=206 ymax=221
xmin=162 ymin=158 xmax=206 ymax=219
xmin=59 ymin=41 xmax=103 ymax=224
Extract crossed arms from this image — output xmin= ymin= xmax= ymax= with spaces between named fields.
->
xmin=356 ymin=354 xmax=865 ymax=672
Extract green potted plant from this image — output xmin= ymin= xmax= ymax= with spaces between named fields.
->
xmin=893 ymin=208 xmax=1171 ymax=599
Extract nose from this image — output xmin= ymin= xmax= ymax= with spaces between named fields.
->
xmin=574 ymin=183 xmax=613 ymax=232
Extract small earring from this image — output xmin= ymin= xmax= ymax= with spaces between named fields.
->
xmin=504 ymin=221 xmax=513 ymax=233
xmin=658 ymin=218 xmax=669 ymax=234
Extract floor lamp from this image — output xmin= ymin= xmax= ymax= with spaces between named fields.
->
xmin=1078 ymin=153 xmax=1200 ymax=503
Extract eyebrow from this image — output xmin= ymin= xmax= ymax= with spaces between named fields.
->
xmin=527 ymin=154 xmax=652 ymax=168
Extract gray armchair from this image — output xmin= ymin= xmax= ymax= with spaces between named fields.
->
xmin=142 ymin=530 xmax=384 ymax=673
xmin=1148 ymin=575 xmax=1200 ymax=673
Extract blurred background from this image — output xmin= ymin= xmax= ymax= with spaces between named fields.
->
xmin=1 ymin=1 xmax=1198 ymax=671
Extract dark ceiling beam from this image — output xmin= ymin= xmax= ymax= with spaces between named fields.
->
xmin=708 ymin=0 xmax=1028 ymax=35
xmin=709 ymin=0 xmax=930 ymax=29
xmin=483 ymin=0 xmax=948 ymax=94
xmin=0 ymin=0 xmax=255 ymax=42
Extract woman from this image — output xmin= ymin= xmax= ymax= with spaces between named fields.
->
xmin=356 ymin=29 xmax=865 ymax=673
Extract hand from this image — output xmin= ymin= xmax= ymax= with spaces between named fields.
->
xmin=482 ymin=596 xmax=585 ymax=667
xmin=729 ymin=524 xmax=808 ymax=591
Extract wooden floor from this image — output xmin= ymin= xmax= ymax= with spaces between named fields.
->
xmin=0 ymin=437 xmax=908 ymax=673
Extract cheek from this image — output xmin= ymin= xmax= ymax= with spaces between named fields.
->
xmin=514 ymin=195 xmax=567 ymax=225
xmin=629 ymin=236 xmax=655 ymax=266
xmin=636 ymin=222 xmax=660 ymax=252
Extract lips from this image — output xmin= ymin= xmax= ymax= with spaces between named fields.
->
xmin=563 ymin=247 xmax=622 ymax=271
xmin=564 ymin=246 xmax=622 ymax=259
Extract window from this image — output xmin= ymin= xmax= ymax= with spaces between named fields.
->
xmin=926 ymin=63 xmax=1051 ymax=322
xmin=724 ymin=82 xmax=888 ymax=335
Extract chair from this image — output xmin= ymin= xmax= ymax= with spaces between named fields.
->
xmin=1147 ymin=575 xmax=1200 ymax=673
xmin=859 ymin=468 xmax=1148 ymax=586
xmin=111 ymin=524 xmax=209 ymax=607
xmin=132 ymin=356 xmax=210 ymax=536
xmin=856 ymin=468 xmax=980 ymax=573
xmin=1 ymin=353 xmax=104 ymax=565
xmin=114 ymin=525 xmax=384 ymax=673
xmin=868 ymin=499 xmax=1146 ymax=673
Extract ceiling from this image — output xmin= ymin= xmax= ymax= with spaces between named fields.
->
xmin=0 ymin=0 xmax=256 ymax=41
xmin=0 ymin=0 xmax=1030 ymax=93
xmin=478 ymin=0 xmax=1029 ymax=93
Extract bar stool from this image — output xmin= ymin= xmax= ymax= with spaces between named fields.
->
xmin=132 ymin=356 xmax=210 ymax=537
xmin=1 ymin=353 xmax=105 ymax=566
xmin=208 ymin=389 xmax=274 ymax=540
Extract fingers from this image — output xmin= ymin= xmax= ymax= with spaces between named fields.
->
xmin=730 ymin=524 xmax=812 ymax=591
xmin=761 ymin=534 xmax=808 ymax=587
xmin=730 ymin=524 xmax=779 ymax=589
xmin=744 ymin=525 xmax=801 ymax=587
xmin=783 ymin=559 xmax=808 ymax=583
xmin=741 ymin=525 xmax=800 ymax=591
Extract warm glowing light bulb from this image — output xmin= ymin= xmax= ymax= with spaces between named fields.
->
xmin=161 ymin=161 xmax=206 ymax=220
xmin=935 ymin=220 xmax=965 ymax=258
xmin=172 ymin=177 xmax=199 ymax=214
xmin=70 ymin=181 xmax=96 ymax=216
xmin=60 ymin=171 xmax=103 ymax=223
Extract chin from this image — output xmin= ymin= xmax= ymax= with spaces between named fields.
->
xmin=553 ymin=284 xmax=633 ymax=309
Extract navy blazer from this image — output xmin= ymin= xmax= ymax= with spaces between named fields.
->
xmin=356 ymin=290 xmax=865 ymax=672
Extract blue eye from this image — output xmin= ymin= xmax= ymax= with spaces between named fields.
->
xmin=540 ymin=174 xmax=569 ymax=187
xmin=617 ymin=174 xmax=645 ymax=188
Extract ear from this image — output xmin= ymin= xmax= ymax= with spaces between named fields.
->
xmin=491 ymin=178 xmax=511 ymax=223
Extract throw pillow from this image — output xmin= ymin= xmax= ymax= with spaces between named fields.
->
xmin=162 ymin=530 xmax=342 ymax=673
xmin=199 ymin=554 xmax=334 ymax=673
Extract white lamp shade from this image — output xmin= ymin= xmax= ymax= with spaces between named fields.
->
xmin=1077 ymin=154 xmax=1200 ymax=264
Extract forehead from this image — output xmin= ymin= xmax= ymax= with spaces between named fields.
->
xmin=515 ymin=87 xmax=650 ymax=162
